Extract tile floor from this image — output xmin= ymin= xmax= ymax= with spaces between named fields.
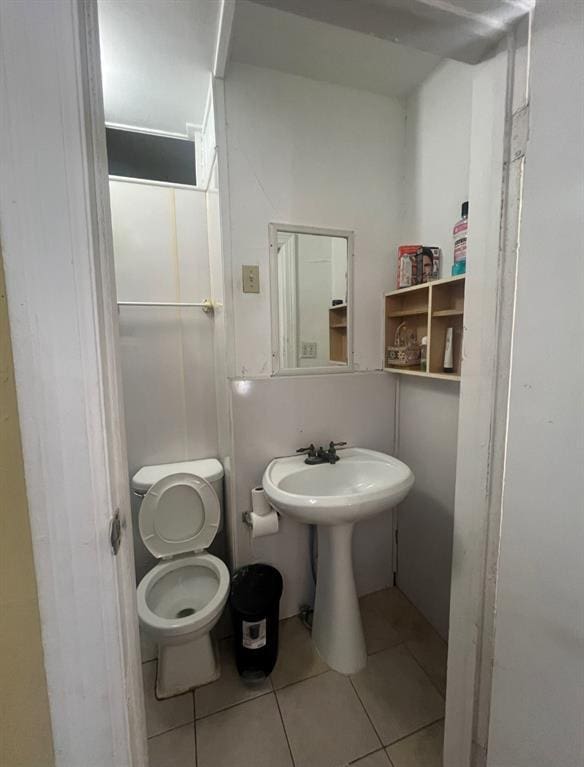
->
xmin=143 ymin=587 xmax=447 ymax=767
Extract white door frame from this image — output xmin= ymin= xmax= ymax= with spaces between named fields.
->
xmin=0 ymin=1 xmax=146 ymax=765
xmin=0 ymin=1 xmax=530 ymax=766
xmin=444 ymin=21 xmax=531 ymax=766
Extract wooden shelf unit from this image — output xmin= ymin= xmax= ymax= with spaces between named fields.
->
xmin=384 ymin=275 xmax=465 ymax=381
xmin=329 ymin=304 xmax=348 ymax=363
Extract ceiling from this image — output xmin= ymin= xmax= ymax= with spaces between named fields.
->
xmin=97 ymin=0 xmax=531 ymax=135
xmin=250 ymin=0 xmax=533 ymax=64
xmin=230 ymin=1 xmax=443 ymax=100
xmin=97 ymin=0 xmax=221 ymax=134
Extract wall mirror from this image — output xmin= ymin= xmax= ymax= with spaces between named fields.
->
xmin=269 ymin=223 xmax=353 ymax=375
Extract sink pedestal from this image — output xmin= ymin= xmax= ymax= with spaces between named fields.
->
xmin=263 ymin=447 xmax=415 ymax=674
xmin=312 ymin=523 xmax=367 ymax=674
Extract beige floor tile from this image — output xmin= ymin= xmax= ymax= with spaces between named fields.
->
xmin=364 ymin=589 xmax=433 ymax=650
xmin=386 ymin=720 xmax=444 ymax=767
xmin=351 ymin=748 xmax=392 ymax=766
xmin=270 ymin=615 xmax=329 ymax=689
xmin=143 ymin=661 xmax=194 ymax=738
xmin=147 ymin=723 xmax=196 ymax=767
xmin=195 ymin=638 xmax=272 ymax=718
xmin=277 ymin=670 xmax=381 ymax=767
xmin=196 ymin=693 xmax=293 ymax=767
xmin=360 ymin=590 xmax=403 ymax=654
xmin=405 ymin=627 xmax=448 ymax=695
xmin=351 ymin=645 xmax=444 ymax=746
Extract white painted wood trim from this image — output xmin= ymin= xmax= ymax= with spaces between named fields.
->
xmin=470 ymin=31 xmax=531 ymax=763
xmin=80 ymin=5 xmax=148 ymax=764
xmin=271 ymin=222 xmax=356 ymax=239
xmin=0 ymin=1 xmax=146 ymax=764
xmin=276 ymin=233 xmax=299 ymax=368
xmin=202 ymin=77 xmax=214 ymax=137
xmin=213 ymin=0 xmax=236 ymax=78
xmin=105 ymin=121 xmax=193 ymax=139
xmin=444 ymin=28 xmax=527 ymax=767
xmin=109 ymin=175 xmax=202 ymax=192
xmin=211 ymin=75 xmax=241 ymax=575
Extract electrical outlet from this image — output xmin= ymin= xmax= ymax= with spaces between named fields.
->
xmin=242 ymin=265 xmax=260 ymax=293
xmin=301 ymin=342 xmax=317 ymax=359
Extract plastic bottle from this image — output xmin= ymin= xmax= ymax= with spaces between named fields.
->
xmin=443 ymin=328 xmax=454 ymax=373
xmin=420 ymin=336 xmax=428 ymax=371
xmin=452 ymin=201 xmax=468 ymax=276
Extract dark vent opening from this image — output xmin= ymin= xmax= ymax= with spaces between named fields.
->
xmin=106 ymin=127 xmax=196 ymax=186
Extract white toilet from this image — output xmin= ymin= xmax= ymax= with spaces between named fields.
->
xmin=133 ymin=459 xmax=230 ymax=699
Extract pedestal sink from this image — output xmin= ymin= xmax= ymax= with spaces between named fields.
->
xmin=262 ymin=447 xmax=414 ymax=674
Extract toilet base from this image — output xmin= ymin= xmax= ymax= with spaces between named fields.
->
xmin=156 ymin=633 xmax=220 ymax=699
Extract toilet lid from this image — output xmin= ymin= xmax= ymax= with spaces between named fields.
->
xmin=139 ymin=472 xmax=220 ymax=558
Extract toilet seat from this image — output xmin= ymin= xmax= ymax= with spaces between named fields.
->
xmin=137 ymin=553 xmax=230 ymax=640
xmin=139 ymin=472 xmax=220 ymax=558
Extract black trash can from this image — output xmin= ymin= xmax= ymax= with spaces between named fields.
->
xmin=230 ymin=564 xmax=283 ymax=681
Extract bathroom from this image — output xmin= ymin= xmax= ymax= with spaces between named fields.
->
xmin=98 ymin=1 xmax=529 ymax=765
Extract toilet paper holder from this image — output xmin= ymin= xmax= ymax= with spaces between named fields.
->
xmin=242 ymin=509 xmax=280 ymax=528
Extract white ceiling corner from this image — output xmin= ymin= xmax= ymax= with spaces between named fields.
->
xmin=96 ymin=0 xmax=529 ymax=133
xmin=229 ymin=0 xmax=444 ymax=101
xmin=245 ymin=0 xmax=531 ymax=65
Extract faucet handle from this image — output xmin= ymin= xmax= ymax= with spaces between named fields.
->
xmin=297 ymin=443 xmax=317 ymax=456
xmin=329 ymin=441 xmax=347 ymax=449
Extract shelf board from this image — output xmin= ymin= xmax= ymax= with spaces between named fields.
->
xmin=385 ymin=273 xmax=465 ymax=298
xmin=330 ymin=323 xmax=347 ymax=328
xmin=386 ymin=308 xmax=428 ymax=318
xmin=383 ymin=367 xmax=461 ymax=382
xmin=330 ymin=304 xmax=347 ymax=311
xmin=432 ymin=309 xmax=464 ymax=317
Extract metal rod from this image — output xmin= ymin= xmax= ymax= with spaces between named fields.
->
xmin=117 ymin=299 xmax=214 ymax=314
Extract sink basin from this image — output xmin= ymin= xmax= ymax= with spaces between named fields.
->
xmin=263 ymin=448 xmax=413 ymax=525
xmin=263 ymin=448 xmax=414 ymax=674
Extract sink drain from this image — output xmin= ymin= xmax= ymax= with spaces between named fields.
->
xmin=176 ymin=607 xmax=196 ymax=619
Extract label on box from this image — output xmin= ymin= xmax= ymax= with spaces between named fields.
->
xmin=397 ymin=245 xmax=441 ymax=288
xmin=242 ymin=619 xmax=267 ymax=649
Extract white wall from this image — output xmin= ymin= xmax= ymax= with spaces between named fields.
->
xmin=397 ymin=379 xmax=461 ymax=639
xmin=223 ymin=63 xmax=405 ymax=611
xmin=487 ymin=2 xmax=584 ymax=764
xmin=396 ymin=60 xmax=474 ymax=638
xmin=110 ymin=180 xmax=218 ymax=579
xmin=225 ymin=62 xmax=405 ymax=377
xmin=401 ymin=60 xmax=474 ymax=266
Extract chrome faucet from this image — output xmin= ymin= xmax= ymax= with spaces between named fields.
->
xmin=296 ymin=441 xmax=347 ymax=465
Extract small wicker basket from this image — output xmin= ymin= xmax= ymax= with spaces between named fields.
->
xmin=386 ymin=322 xmax=421 ymax=367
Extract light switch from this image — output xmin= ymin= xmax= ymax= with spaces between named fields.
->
xmin=242 ymin=265 xmax=260 ymax=293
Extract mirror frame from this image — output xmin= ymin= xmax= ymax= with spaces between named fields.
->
xmin=269 ymin=222 xmax=354 ymax=376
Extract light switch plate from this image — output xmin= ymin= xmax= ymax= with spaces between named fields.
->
xmin=242 ymin=265 xmax=260 ymax=293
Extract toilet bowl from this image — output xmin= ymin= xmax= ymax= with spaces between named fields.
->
xmin=133 ymin=459 xmax=229 ymax=698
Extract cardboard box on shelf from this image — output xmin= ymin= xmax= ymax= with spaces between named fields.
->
xmin=396 ymin=245 xmax=441 ymax=288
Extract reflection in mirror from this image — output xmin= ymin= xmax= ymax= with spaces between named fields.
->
xmin=271 ymin=225 xmax=352 ymax=374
